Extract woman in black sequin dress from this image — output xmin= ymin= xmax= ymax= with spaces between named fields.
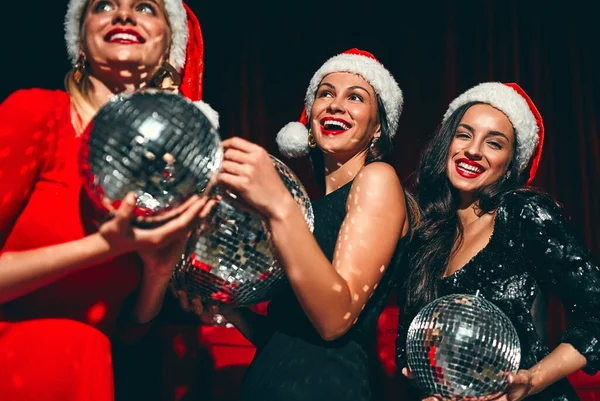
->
xmin=204 ymin=48 xmax=412 ymax=401
xmin=396 ymin=82 xmax=600 ymax=401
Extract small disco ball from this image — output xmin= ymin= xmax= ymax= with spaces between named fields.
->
xmin=171 ymin=155 xmax=314 ymax=307
xmin=79 ymin=89 xmax=222 ymax=226
xmin=406 ymin=293 xmax=521 ymax=399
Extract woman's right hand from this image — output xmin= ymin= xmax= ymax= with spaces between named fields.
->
xmin=98 ymin=192 xmax=207 ymax=255
xmin=174 ymin=290 xmax=241 ymax=325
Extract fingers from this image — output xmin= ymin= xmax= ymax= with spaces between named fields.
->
xmin=507 ymin=371 xmax=529 ymax=385
xmin=199 ymin=199 xmax=218 ymax=219
xmin=150 ymin=196 xmax=209 ymax=238
xmin=221 ymin=137 xmax=258 ymax=153
xmin=220 ymin=160 xmax=250 ymax=177
xmin=402 ymin=367 xmax=413 ymax=379
xmin=192 ymin=297 xmax=204 ymax=316
xmin=138 ymin=194 xmax=202 ymax=224
xmin=217 ymin=172 xmax=248 ymax=190
xmin=177 ymin=290 xmax=191 ymax=311
xmin=223 ymin=147 xmax=254 ymax=165
xmin=114 ymin=192 xmax=137 ymax=221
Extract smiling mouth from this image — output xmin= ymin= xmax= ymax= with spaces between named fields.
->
xmin=455 ymin=160 xmax=485 ymax=178
xmin=105 ymin=31 xmax=145 ymax=44
xmin=320 ymin=119 xmax=351 ymax=136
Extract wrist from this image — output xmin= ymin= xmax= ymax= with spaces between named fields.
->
xmin=141 ymin=267 xmax=174 ymax=284
xmin=268 ymin=193 xmax=298 ymax=223
xmin=527 ymin=369 xmax=544 ymax=395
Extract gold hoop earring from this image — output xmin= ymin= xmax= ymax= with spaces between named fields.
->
xmin=153 ymin=61 xmax=181 ymax=90
xmin=73 ymin=54 xmax=87 ymax=84
xmin=308 ymin=129 xmax=317 ymax=148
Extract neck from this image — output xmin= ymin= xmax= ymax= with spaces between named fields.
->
xmin=323 ymin=149 xmax=368 ymax=194
xmin=456 ymin=195 xmax=481 ymax=226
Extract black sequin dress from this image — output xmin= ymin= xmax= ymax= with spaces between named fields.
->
xmin=241 ymin=179 xmax=409 ymax=401
xmin=396 ymin=191 xmax=600 ymax=401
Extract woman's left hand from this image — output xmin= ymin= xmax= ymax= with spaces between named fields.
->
xmin=495 ymin=370 xmax=534 ymax=401
xmin=464 ymin=370 xmax=534 ymax=401
xmin=138 ymin=195 xmax=217 ymax=278
xmin=425 ymin=370 xmax=534 ymax=401
xmin=217 ymin=137 xmax=294 ymax=220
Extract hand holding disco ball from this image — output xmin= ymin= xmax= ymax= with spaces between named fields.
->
xmin=79 ymin=89 xmax=222 ymax=228
xmin=171 ymin=153 xmax=314 ymax=309
xmin=79 ymin=89 xmax=314 ymax=314
xmin=405 ymin=293 xmax=521 ymax=400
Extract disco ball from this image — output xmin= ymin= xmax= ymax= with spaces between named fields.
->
xmin=171 ymin=155 xmax=314 ymax=307
xmin=79 ymin=89 xmax=222 ymax=226
xmin=406 ymin=293 xmax=521 ymax=399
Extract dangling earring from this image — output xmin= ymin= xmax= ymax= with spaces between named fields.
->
xmin=73 ymin=53 xmax=87 ymax=84
xmin=308 ymin=129 xmax=317 ymax=148
xmin=153 ymin=60 xmax=181 ymax=91
xmin=370 ymin=136 xmax=380 ymax=149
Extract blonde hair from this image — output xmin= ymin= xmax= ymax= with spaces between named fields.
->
xmin=64 ymin=0 xmax=173 ymax=130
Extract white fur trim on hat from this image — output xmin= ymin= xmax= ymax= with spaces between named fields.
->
xmin=193 ymin=100 xmax=219 ymax=130
xmin=64 ymin=0 xmax=188 ymax=71
xmin=276 ymin=122 xmax=310 ymax=158
xmin=305 ymin=53 xmax=403 ymax=138
xmin=443 ymin=82 xmax=539 ymax=173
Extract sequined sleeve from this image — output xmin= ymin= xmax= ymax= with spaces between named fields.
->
xmin=395 ymin=304 xmax=411 ymax=370
xmin=512 ymin=192 xmax=600 ymax=374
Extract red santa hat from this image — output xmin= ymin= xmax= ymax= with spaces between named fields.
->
xmin=443 ymin=82 xmax=544 ymax=184
xmin=64 ymin=0 xmax=218 ymax=128
xmin=276 ymin=48 xmax=403 ymax=158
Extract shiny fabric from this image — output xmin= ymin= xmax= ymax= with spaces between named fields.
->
xmin=242 ymin=178 xmax=409 ymax=401
xmin=396 ymin=191 xmax=600 ymax=401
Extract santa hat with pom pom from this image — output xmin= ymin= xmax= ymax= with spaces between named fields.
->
xmin=276 ymin=48 xmax=403 ymax=158
xmin=64 ymin=0 xmax=219 ymax=128
xmin=443 ymin=82 xmax=544 ymax=184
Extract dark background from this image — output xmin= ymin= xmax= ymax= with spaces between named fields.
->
xmin=2 ymin=1 xmax=599 ymax=400
xmin=3 ymin=1 xmax=598 ymax=255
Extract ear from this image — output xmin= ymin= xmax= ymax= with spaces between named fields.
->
xmin=373 ymin=124 xmax=382 ymax=139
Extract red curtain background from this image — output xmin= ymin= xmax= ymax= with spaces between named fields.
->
xmin=1 ymin=1 xmax=598 ymax=400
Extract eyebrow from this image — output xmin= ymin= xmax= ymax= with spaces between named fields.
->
xmin=318 ymin=83 xmax=372 ymax=98
xmin=458 ymin=123 xmax=511 ymax=142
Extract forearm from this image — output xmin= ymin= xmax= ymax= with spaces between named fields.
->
xmin=528 ymin=343 xmax=587 ymax=395
xmin=130 ymin=271 xmax=172 ymax=324
xmin=0 ymin=233 xmax=120 ymax=304
xmin=269 ymin=202 xmax=355 ymax=340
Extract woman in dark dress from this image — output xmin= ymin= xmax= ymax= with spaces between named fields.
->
xmin=396 ymin=82 xmax=600 ymax=401
xmin=204 ymin=48 xmax=411 ymax=400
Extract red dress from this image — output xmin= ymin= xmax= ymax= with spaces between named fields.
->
xmin=0 ymin=89 xmax=142 ymax=401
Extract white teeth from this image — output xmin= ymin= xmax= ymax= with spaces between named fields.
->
xmin=110 ymin=33 xmax=139 ymax=42
xmin=457 ymin=162 xmax=483 ymax=173
xmin=323 ymin=120 xmax=350 ymax=130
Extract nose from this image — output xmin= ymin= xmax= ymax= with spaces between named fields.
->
xmin=464 ymin=139 xmax=483 ymax=160
xmin=326 ymin=95 xmax=344 ymax=114
xmin=113 ymin=6 xmax=136 ymax=25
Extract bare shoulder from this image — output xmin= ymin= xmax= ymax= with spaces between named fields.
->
xmin=353 ymin=162 xmax=404 ymax=195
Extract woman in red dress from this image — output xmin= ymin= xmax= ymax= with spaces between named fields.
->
xmin=0 ymin=1 xmax=217 ymax=400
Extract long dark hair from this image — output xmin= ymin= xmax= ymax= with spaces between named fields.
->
xmin=402 ymin=101 xmax=532 ymax=316
xmin=309 ymin=95 xmax=393 ymax=193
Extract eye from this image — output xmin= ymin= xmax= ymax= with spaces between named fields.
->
xmin=317 ymin=89 xmax=333 ymax=98
xmin=454 ymin=131 xmax=470 ymax=139
xmin=348 ymin=93 xmax=364 ymax=102
xmin=487 ymin=141 xmax=502 ymax=150
xmin=136 ymin=2 xmax=157 ymax=14
xmin=93 ymin=0 xmax=114 ymax=12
